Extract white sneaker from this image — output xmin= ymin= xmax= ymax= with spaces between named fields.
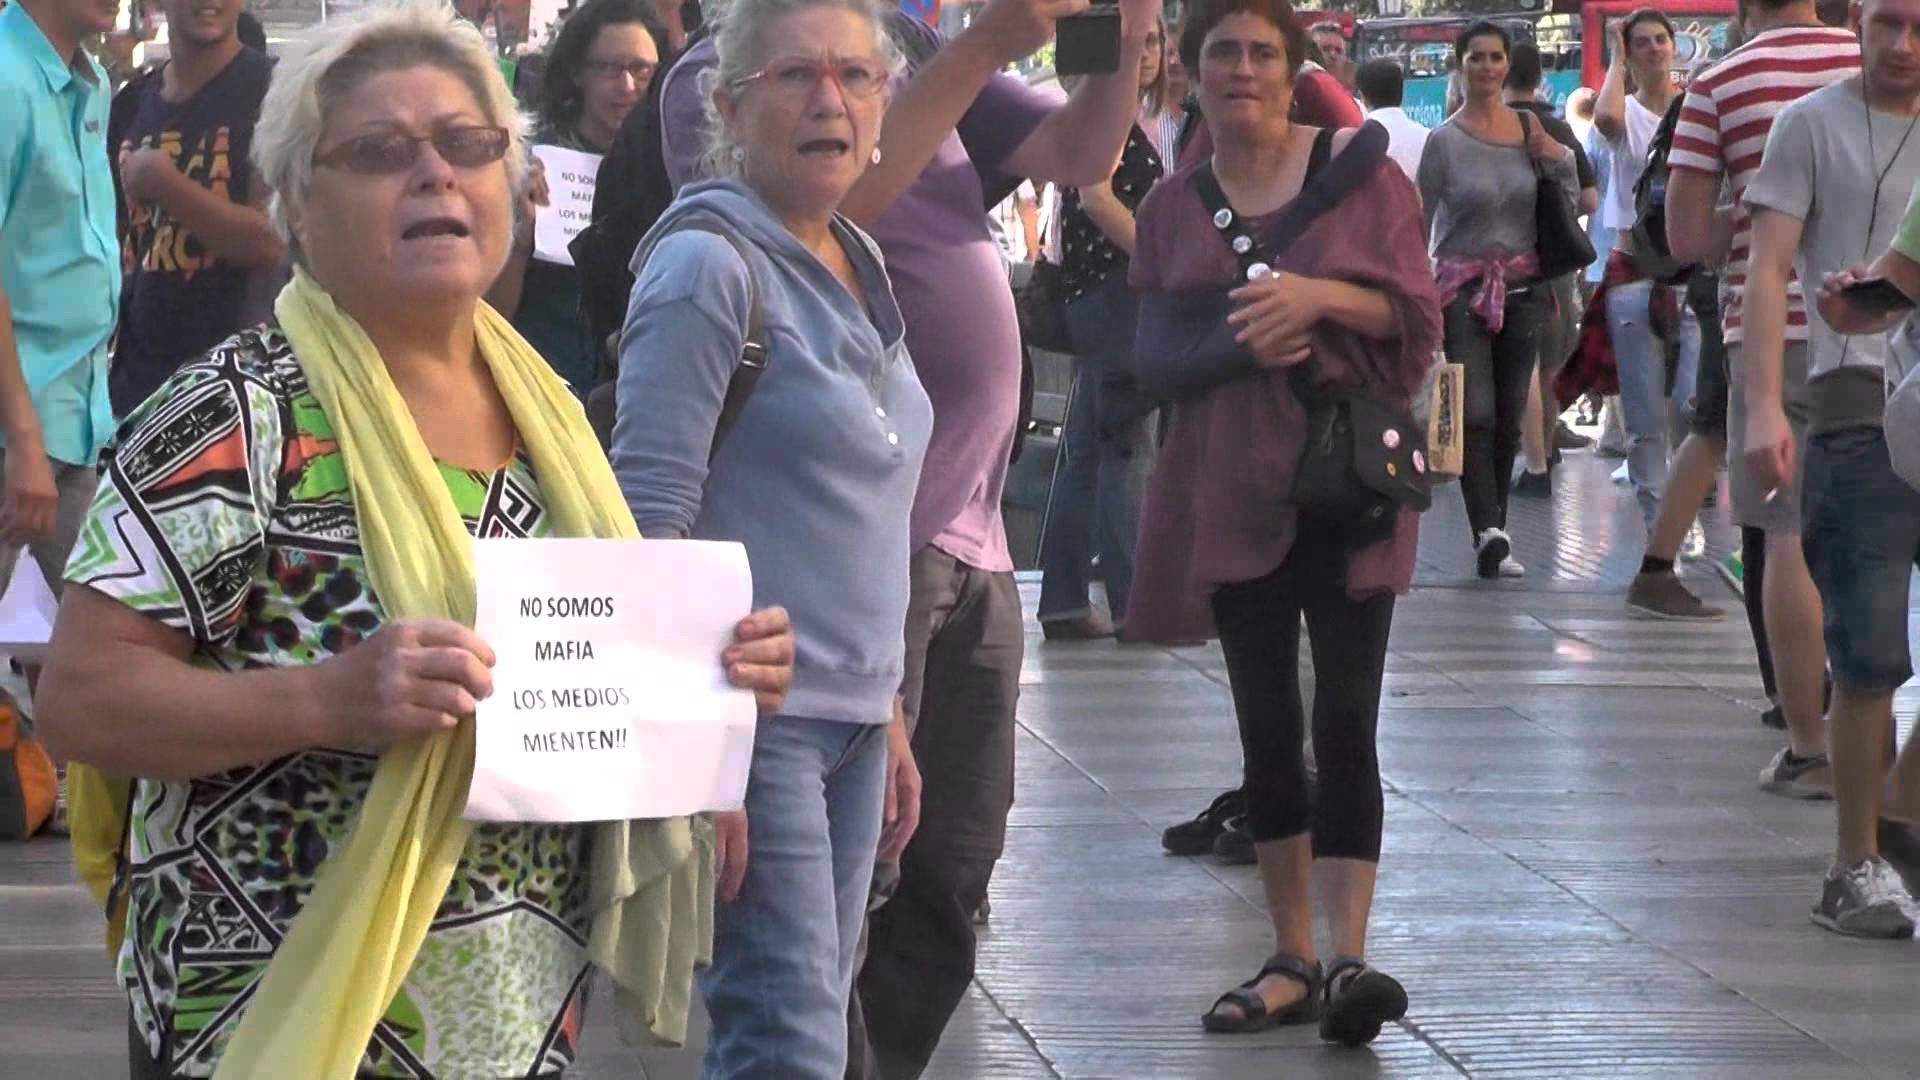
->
xmin=1612 ymin=461 xmax=1631 ymax=484
xmin=1499 ymin=555 xmax=1526 ymax=578
xmin=1812 ymin=858 xmax=1917 ymax=939
xmin=1474 ymin=528 xmax=1512 ymax=580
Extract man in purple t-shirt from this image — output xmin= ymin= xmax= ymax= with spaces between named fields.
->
xmin=661 ymin=0 xmax=1159 ymax=1074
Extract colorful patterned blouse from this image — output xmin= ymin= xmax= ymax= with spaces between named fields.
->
xmin=66 ymin=327 xmax=592 ymax=1078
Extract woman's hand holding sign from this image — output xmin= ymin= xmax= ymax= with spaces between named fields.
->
xmin=312 ymin=618 xmax=497 ymax=751
xmin=723 ymin=606 xmax=795 ymax=716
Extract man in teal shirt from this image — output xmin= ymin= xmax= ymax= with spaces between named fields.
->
xmin=0 ymin=0 xmax=121 ymax=603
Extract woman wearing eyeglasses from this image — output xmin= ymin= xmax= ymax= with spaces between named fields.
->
xmin=488 ymin=0 xmax=667 ymax=394
xmin=1039 ymin=15 xmax=1169 ymax=640
xmin=609 ymin=1 xmax=931 ymax=1076
xmin=37 ymin=4 xmax=796 ymax=1075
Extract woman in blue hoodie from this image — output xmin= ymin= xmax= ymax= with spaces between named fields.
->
xmin=609 ymin=1 xmax=931 ymax=1075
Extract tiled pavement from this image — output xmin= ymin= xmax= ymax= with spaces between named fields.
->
xmin=10 ymin=449 xmax=1920 ymax=1078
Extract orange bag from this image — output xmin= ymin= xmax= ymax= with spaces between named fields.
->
xmin=0 ymin=703 xmax=55 ymax=840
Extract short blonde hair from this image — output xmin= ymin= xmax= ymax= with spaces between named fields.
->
xmin=700 ymin=0 xmax=903 ymax=179
xmin=253 ymin=0 xmax=529 ymax=255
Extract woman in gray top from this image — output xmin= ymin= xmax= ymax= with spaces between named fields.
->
xmin=1417 ymin=20 xmax=1577 ymax=579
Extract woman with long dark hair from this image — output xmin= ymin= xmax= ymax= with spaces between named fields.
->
xmin=488 ymin=0 xmax=667 ymax=392
xmin=1038 ymin=14 xmax=1170 ymax=639
xmin=1418 ymin=20 xmax=1578 ymax=578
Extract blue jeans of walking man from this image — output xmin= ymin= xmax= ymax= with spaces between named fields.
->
xmin=1607 ymin=277 xmax=1701 ymax=532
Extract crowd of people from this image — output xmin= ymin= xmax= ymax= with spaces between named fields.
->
xmin=6 ymin=0 xmax=1920 ymax=1073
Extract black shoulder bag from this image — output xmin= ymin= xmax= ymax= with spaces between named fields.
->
xmin=1192 ymin=132 xmax=1432 ymax=549
xmin=585 ymin=224 xmax=768 ymax=457
xmin=1517 ymin=111 xmax=1598 ymax=280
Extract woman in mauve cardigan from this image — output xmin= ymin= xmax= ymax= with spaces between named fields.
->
xmin=1129 ymin=0 xmax=1442 ymax=1048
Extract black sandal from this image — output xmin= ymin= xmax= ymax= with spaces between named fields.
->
xmin=1201 ymin=953 xmax=1322 ymax=1034
xmin=1319 ymin=958 xmax=1407 ymax=1047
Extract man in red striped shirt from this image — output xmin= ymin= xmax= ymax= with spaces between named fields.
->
xmin=1659 ymin=0 xmax=1858 ymax=804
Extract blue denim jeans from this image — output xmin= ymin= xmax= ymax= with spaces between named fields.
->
xmin=1039 ymin=276 xmax=1154 ymax=626
xmin=1607 ymin=278 xmax=1700 ymax=532
xmin=701 ymin=716 xmax=888 ymax=1080
xmin=1801 ymin=427 xmax=1920 ymax=693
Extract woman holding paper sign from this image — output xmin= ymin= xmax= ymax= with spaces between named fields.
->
xmin=609 ymin=0 xmax=934 ymax=1076
xmin=487 ymin=0 xmax=668 ymax=393
xmin=36 ymin=4 xmax=795 ymax=1077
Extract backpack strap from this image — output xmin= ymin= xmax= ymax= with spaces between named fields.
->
xmin=583 ymin=222 xmax=767 ymax=460
xmin=676 ymin=225 xmax=769 ymax=459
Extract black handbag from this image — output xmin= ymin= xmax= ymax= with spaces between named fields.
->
xmin=1017 ymin=259 xmax=1074 ymax=354
xmin=1518 ymin=111 xmax=1598 ymax=280
xmin=1289 ymin=379 xmax=1433 ymax=547
xmin=1192 ymin=145 xmax=1431 ymax=548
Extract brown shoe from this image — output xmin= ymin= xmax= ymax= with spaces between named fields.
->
xmin=1041 ymin=611 xmax=1115 ymax=640
xmin=1626 ymin=571 xmax=1725 ymax=621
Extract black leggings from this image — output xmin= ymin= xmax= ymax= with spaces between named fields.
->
xmin=1210 ymin=529 xmax=1396 ymax=861
xmin=1445 ymin=289 xmax=1550 ymax=537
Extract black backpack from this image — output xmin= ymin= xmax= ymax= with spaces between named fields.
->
xmin=1629 ymin=94 xmax=1695 ymax=286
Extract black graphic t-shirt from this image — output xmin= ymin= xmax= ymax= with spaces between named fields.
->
xmin=109 ymin=47 xmax=275 ymax=418
xmin=1060 ymin=122 xmax=1164 ymax=302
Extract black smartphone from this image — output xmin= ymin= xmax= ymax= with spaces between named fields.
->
xmin=1056 ymin=5 xmax=1123 ymax=76
xmin=1842 ymin=276 xmax=1917 ymax=316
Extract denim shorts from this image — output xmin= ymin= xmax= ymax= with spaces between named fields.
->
xmin=1688 ymin=274 xmax=1728 ymax=439
xmin=1801 ymin=426 xmax=1920 ymax=692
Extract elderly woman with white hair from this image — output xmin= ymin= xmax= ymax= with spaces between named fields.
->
xmin=36 ymin=2 xmax=796 ymax=1076
xmin=609 ymin=0 xmax=932 ymax=1075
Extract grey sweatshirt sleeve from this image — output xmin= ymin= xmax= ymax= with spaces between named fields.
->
xmin=610 ymin=229 xmax=754 ymax=538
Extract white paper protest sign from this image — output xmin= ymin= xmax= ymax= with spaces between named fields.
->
xmin=531 ymin=144 xmax=603 ymax=267
xmin=466 ymin=538 xmax=757 ymax=823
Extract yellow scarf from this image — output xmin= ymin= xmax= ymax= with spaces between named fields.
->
xmin=74 ymin=268 xmax=713 ymax=1077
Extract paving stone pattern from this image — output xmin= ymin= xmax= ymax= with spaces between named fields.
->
xmin=7 ymin=452 xmax=1920 ymax=1078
